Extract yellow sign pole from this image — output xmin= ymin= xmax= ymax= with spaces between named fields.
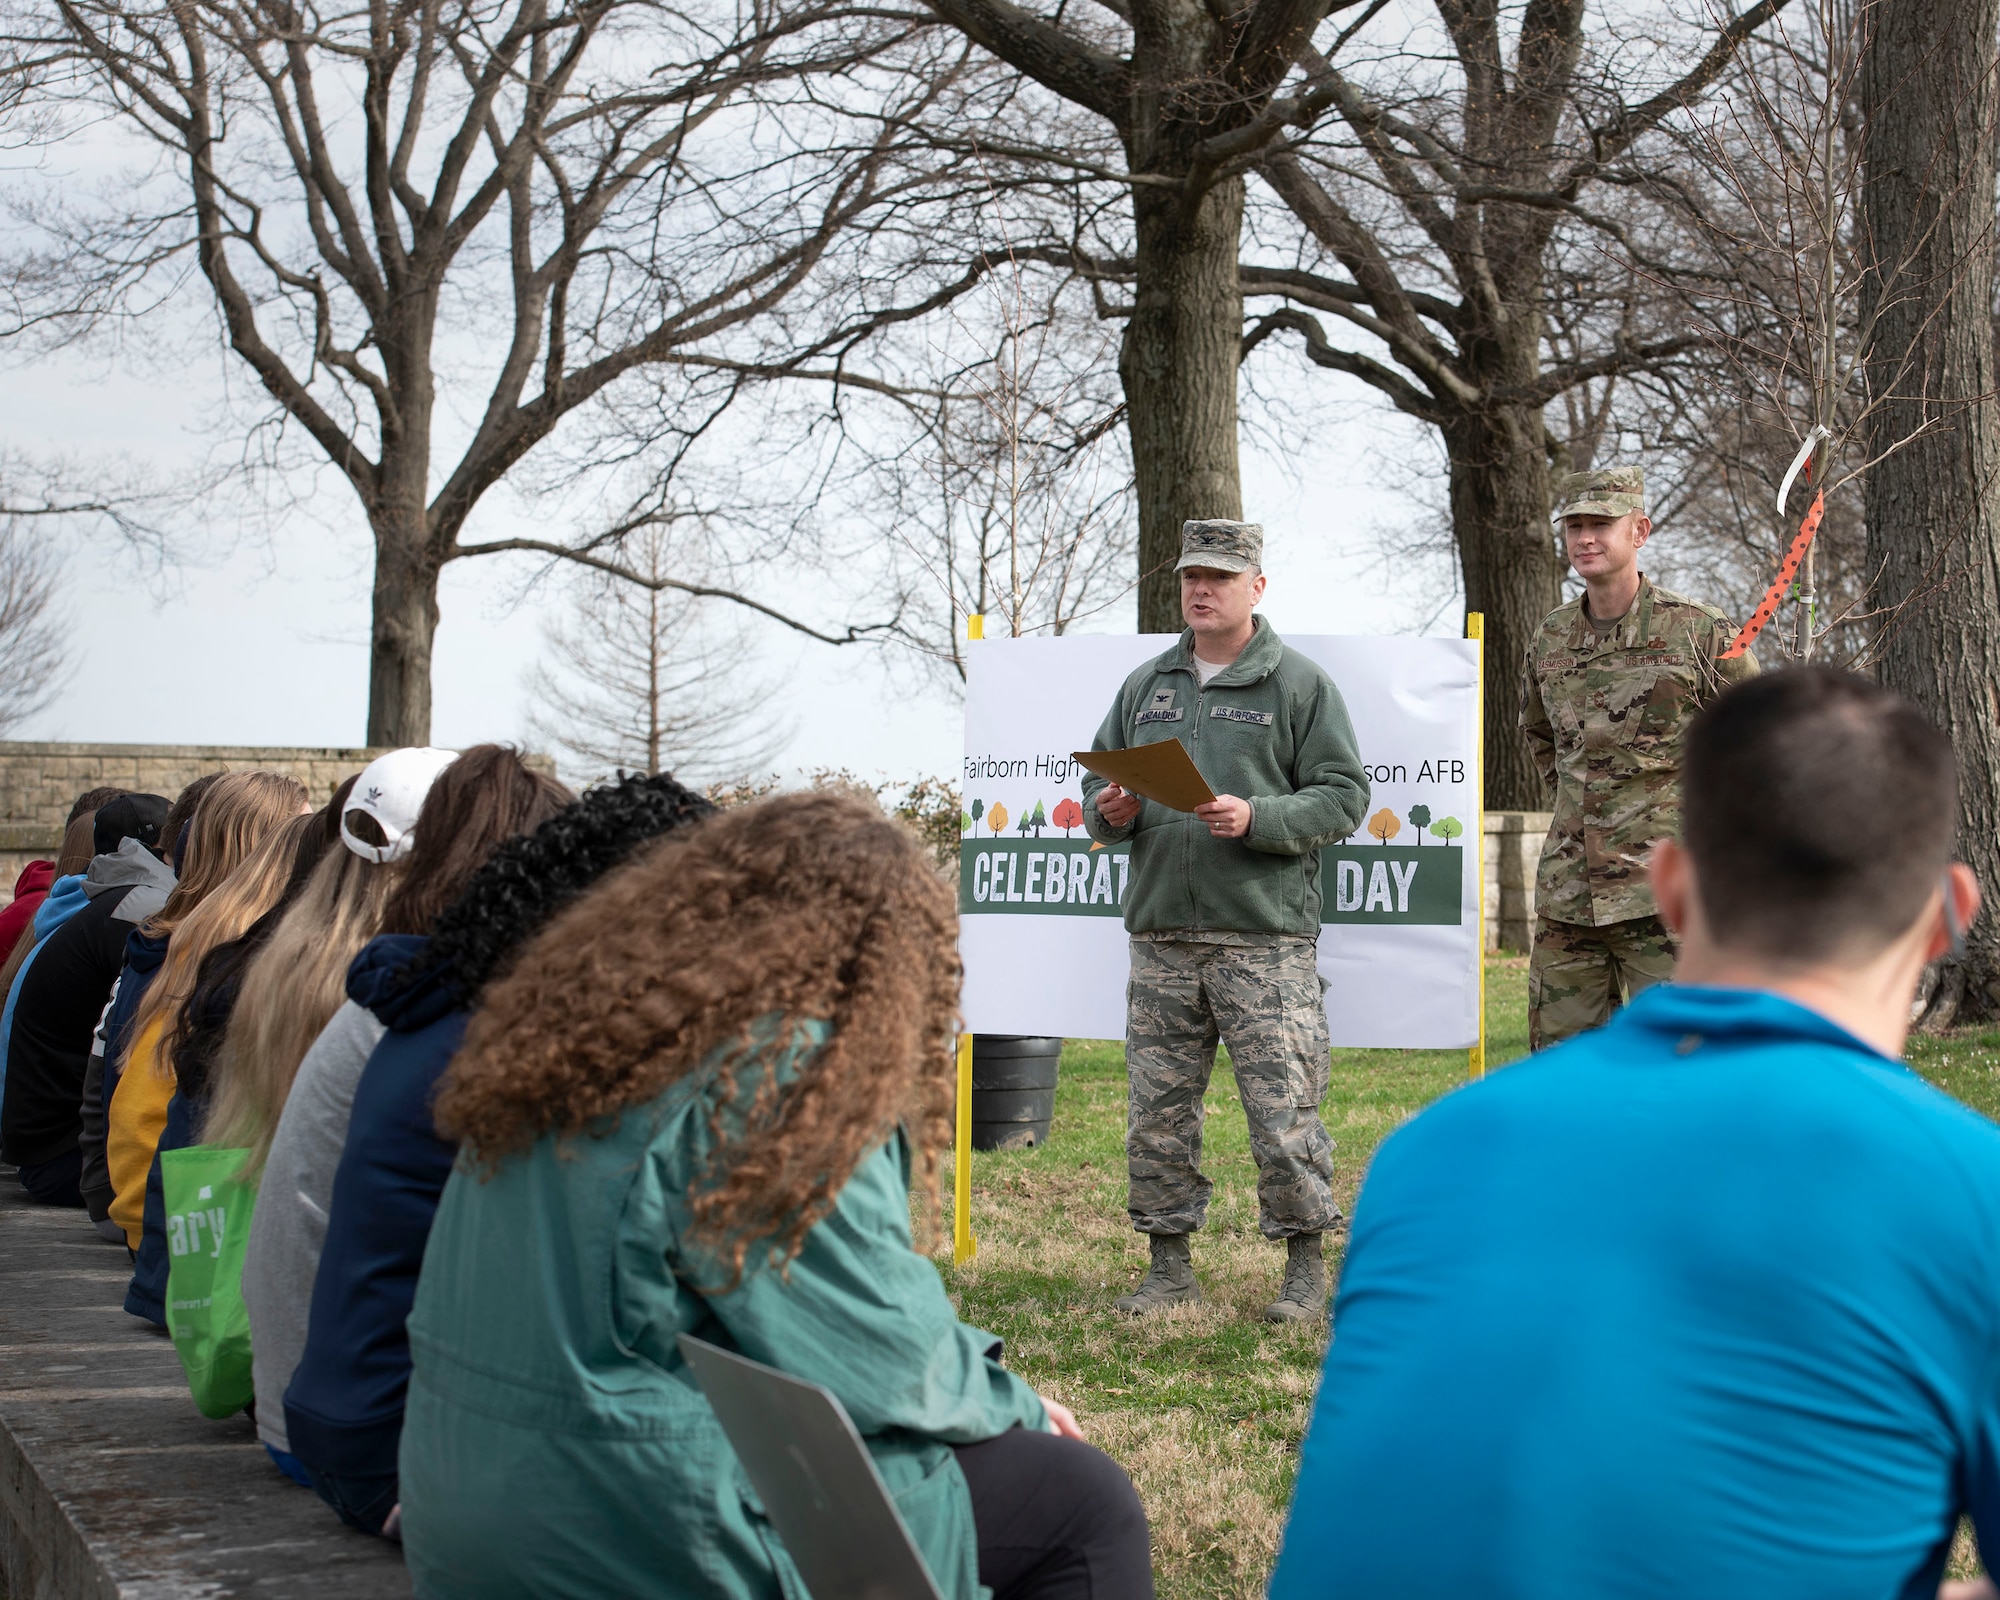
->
xmin=1467 ymin=612 xmax=1488 ymax=1080
xmin=955 ymin=1033 xmax=977 ymax=1263
xmin=955 ymin=610 xmax=983 ymax=1264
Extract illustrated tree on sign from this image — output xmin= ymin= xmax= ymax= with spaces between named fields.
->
xmin=1431 ymin=817 xmax=1465 ymax=846
xmin=971 ymin=799 xmax=985 ymax=834
xmin=1028 ymin=800 xmax=1048 ymax=836
xmin=960 ymin=812 xmax=973 ymax=834
xmin=987 ymin=802 xmax=1010 ymax=837
xmin=1051 ymin=798 xmax=1084 ymax=835
xmin=1016 ymin=810 xmax=1036 ymax=837
xmin=1367 ymin=808 xmax=1402 ymax=846
xmin=1408 ymin=804 xmax=1432 ymax=844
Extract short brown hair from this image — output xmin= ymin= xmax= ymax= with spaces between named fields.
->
xmin=377 ymin=746 xmax=571 ymax=934
xmin=68 ymin=786 xmax=126 ymax=826
xmin=1684 ymin=668 xmax=1957 ymax=962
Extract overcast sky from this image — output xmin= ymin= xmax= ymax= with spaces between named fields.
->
xmin=2 ymin=333 xmax=1452 ymax=787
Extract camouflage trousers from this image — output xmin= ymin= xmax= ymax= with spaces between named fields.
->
xmin=1528 ymin=915 xmax=1677 ymax=1050
xmin=1124 ymin=935 xmax=1338 ymax=1240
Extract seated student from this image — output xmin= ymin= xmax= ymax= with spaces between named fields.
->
xmin=106 ymin=771 xmax=308 ymax=1249
xmin=278 ymin=769 xmax=705 ymax=1527
xmin=397 ymin=792 xmax=1155 ymax=1600
xmin=0 ymin=792 xmax=172 ymax=1206
xmin=0 ymin=793 xmax=122 ymax=1117
xmin=218 ymin=747 xmax=504 ymax=1469
xmin=0 ymin=785 xmax=123 ymax=969
xmin=79 ymin=775 xmax=224 ymax=1227
xmin=1270 ymin=667 xmax=2000 ymax=1600
xmin=117 ymin=806 xmax=316 ymax=1324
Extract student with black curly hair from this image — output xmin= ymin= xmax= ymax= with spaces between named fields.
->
xmin=240 ymin=747 xmax=570 ymax=1477
xmin=279 ymin=769 xmax=715 ymax=1537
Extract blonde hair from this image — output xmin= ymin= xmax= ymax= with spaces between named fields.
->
xmin=122 ymin=776 xmax=310 ymax=1088
xmin=144 ymin=771 xmax=310 ymax=938
xmin=202 ymin=844 xmax=403 ymax=1175
xmin=133 ymin=812 xmax=314 ymax=1087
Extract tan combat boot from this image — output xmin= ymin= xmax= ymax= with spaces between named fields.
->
xmin=1263 ymin=1233 xmax=1327 ymax=1323
xmin=1114 ymin=1233 xmax=1201 ymax=1315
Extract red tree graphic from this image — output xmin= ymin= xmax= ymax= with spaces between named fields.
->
xmin=1051 ymin=798 xmax=1084 ymax=835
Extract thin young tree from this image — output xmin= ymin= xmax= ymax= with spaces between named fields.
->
xmin=526 ymin=522 xmax=788 ymax=785
xmin=908 ymin=261 xmax=1135 ymax=669
xmin=0 ymin=519 xmax=66 ymax=732
xmin=0 ymin=0 xmax=994 ymax=743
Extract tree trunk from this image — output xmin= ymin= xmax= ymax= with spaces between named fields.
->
xmin=1444 ymin=402 xmax=1564 ymax=812
xmin=1120 ymin=176 xmax=1246 ymax=633
xmin=366 ymin=515 xmax=443 ymax=747
xmin=1861 ymin=0 xmax=2000 ymax=1023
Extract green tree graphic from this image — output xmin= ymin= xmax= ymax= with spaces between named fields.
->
xmin=970 ymin=798 xmax=984 ymax=833
xmin=1430 ymin=815 xmax=1465 ymax=845
xmin=1408 ymin=802 xmax=1432 ymax=843
xmin=1029 ymin=800 xmax=1048 ymax=836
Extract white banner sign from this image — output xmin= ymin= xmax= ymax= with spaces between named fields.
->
xmin=958 ymin=634 xmax=1481 ymax=1048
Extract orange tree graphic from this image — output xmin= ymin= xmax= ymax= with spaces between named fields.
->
xmin=1367 ymin=807 xmax=1402 ymax=845
xmin=1051 ymin=797 xmax=1084 ymax=834
xmin=987 ymin=801 xmax=1010 ymax=836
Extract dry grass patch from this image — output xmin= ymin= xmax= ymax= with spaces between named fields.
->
xmin=939 ymin=960 xmax=2000 ymax=1595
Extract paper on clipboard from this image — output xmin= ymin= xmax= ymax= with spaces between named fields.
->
xmin=1073 ymin=739 xmax=1216 ymax=814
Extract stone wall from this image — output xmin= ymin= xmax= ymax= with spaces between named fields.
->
xmin=1483 ymin=810 xmax=1553 ymax=953
xmin=0 ymin=742 xmax=558 ymax=892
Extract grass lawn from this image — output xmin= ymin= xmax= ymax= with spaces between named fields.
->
xmin=938 ymin=956 xmax=2000 ymax=1599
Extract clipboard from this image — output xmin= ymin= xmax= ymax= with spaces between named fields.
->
xmin=1073 ymin=739 xmax=1216 ymax=814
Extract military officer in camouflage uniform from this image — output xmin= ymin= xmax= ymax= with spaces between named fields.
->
xmin=1082 ymin=519 xmax=1370 ymax=1322
xmin=1522 ymin=466 xmax=1758 ymax=1049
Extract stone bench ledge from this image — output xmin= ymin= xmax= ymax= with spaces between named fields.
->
xmin=0 ymin=1172 xmax=410 ymax=1598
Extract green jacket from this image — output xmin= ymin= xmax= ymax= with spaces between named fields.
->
xmin=399 ymin=1021 xmax=1045 ymax=1600
xmin=1080 ymin=618 xmax=1370 ymax=936
xmin=1520 ymin=575 xmax=1758 ymax=926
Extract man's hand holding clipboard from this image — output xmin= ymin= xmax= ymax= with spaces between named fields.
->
xmin=1076 ymin=739 xmax=1256 ymax=841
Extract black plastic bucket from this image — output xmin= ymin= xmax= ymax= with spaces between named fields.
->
xmin=970 ymin=1036 xmax=1062 ymax=1150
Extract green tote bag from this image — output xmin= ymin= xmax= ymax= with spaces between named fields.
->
xmin=160 ymin=1144 xmax=259 ymax=1419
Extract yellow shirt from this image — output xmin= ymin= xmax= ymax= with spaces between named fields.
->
xmin=106 ymin=1015 xmax=172 ymax=1248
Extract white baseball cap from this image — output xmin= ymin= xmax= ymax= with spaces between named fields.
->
xmin=340 ymin=747 xmax=459 ymax=864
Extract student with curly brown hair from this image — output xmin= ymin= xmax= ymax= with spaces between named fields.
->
xmin=396 ymin=791 xmax=1152 ymax=1600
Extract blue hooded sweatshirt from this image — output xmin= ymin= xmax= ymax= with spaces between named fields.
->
xmin=284 ymin=934 xmax=465 ymax=1502
xmin=0 ymin=871 xmax=90 ymax=1110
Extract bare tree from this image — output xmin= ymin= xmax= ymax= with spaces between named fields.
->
xmin=1 ymin=0 xmax=1000 ymax=743
xmin=526 ymin=521 xmax=789 ymax=784
xmin=912 ymin=0 xmax=1393 ymax=631
xmin=1232 ymin=0 xmax=1791 ymax=807
xmin=0 ymin=519 xmax=67 ymax=732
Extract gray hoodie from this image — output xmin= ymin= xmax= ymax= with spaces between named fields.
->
xmin=241 ymin=999 xmax=389 ymax=1454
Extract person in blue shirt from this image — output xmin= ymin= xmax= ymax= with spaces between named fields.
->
xmin=1273 ymin=666 xmax=1998 ymax=1600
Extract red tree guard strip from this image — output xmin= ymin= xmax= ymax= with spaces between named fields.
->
xmin=1719 ymin=489 xmax=1824 ymax=660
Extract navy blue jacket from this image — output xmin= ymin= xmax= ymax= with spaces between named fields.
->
xmin=284 ymin=934 xmax=464 ymax=1487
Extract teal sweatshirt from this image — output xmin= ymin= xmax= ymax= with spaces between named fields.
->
xmin=1081 ymin=618 xmax=1370 ymax=936
xmin=399 ymin=1020 xmax=1046 ymax=1600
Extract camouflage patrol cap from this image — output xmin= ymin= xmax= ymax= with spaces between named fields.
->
xmin=1175 ymin=519 xmax=1264 ymax=573
xmin=1551 ymin=465 xmax=1646 ymax=522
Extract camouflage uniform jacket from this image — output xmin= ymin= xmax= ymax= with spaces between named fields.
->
xmin=1522 ymin=575 xmax=1758 ymax=926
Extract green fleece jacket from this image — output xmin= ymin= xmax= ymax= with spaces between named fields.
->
xmin=1081 ymin=618 xmax=1370 ymax=937
xmin=398 ymin=1020 xmax=1045 ymax=1600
